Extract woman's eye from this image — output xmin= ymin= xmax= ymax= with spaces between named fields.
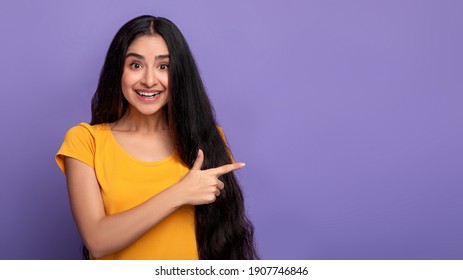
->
xmin=130 ymin=63 xmax=142 ymax=69
xmin=160 ymin=64 xmax=169 ymax=70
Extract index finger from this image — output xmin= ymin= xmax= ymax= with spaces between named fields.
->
xmin=208 ymin=162 xmax=246 ymax=177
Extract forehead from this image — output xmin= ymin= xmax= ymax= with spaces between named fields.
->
xmin=126 ymin=34 xmax=169 ymax=56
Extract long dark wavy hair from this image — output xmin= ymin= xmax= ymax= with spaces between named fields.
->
xmin=87 ymin=15 xmax=257 ymax=259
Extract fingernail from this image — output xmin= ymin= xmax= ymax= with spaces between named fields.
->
xmin=239 ymin=163 xmax=246 ymax=167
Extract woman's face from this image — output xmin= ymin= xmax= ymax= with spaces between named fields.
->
xmin=121 ymin=34 xmax=170 ymax=117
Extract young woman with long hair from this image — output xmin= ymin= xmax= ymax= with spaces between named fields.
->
xmin=56 ymin=15 xmax=257 ymax=260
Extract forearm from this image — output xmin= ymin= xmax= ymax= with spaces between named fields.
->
xmin=65 ymin=157 xmax=189 ymax=258
xmin=80 ymin=183 xmax=184 ymax=258
xmin=65 ymin=151 xmax=242 ymax=258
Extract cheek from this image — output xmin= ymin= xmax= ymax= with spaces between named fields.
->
xmin=121 ymin=72 xmax=135 ymax=98
xmin=122 ymin=66 xmax=142 ymax=81
xmin=121 ymin=71 xmax=138 ymax=89
xmin=159 ymin=72 xmax=169 ymax=86
xmin=121 ymin=71 xmax=129 ymax=86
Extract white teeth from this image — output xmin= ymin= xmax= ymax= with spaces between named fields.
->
xmin=137 ymin=91 xmax=160 ymax=97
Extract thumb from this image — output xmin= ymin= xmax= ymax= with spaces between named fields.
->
xmin=191 ymin=149 xmax=204 ymax=170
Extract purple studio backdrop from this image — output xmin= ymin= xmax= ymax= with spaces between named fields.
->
xmin=0 ymin=0 xmax=462 ymax=260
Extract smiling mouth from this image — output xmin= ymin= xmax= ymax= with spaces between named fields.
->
xmin=135 ymin=91 xmax=161 ymax=98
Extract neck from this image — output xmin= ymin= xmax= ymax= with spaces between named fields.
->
xmin=113 ymin=107 xmax=168 ymax=133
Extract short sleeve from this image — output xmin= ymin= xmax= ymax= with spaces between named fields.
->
xmin=55 ymin=123 xmax=96 ymax=173
xmin=217 ymin=126 xmax=227 ymax=145
xmin=217 ymin=126 xmax=235 ymax=163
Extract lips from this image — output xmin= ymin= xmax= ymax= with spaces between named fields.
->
xmin=135 ymin=90 xmax=161 ymax=98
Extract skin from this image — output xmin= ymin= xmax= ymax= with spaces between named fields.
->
xmin=64 ymin=35 xmax=245 ymax=258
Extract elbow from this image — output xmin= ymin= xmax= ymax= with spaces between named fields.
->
xmin=90 ymin=251 xmax=106 ymax=259
xmin=86 ymin=247 xmax=104 ymax=259
xmin=79 ymin=222 xmax=125 ymax=259
xmin=82 ymin=236 xmax=111 ymax=259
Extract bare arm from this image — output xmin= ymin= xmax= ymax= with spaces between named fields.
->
xmin=65 ymin=149 xmax=244 ymax=258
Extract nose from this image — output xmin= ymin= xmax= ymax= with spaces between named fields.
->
xmin=141 ymin=67 xmax=157 ymax=88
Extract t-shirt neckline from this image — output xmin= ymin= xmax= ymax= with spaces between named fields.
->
xmin=103 ymin=123 xmax=177 ymax=166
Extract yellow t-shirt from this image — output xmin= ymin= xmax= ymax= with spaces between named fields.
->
xmin=56 ymin=122 xmax=198 ymax=260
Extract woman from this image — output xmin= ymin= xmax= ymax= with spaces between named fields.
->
xmin=56 ymin=15 xmax=257 ymax=260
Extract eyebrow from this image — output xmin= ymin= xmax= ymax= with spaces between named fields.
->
xmin=125 ymin=53 xmax=170 ymax=60
xmin=156 ymin=54 xmax=170 ymax=60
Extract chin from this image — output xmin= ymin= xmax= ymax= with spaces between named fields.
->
xmin=135 ymin=104 xmax=167 ymax=116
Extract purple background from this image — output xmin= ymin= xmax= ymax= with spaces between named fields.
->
xmin=0 ymin=0 xmax=462 ymax=260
